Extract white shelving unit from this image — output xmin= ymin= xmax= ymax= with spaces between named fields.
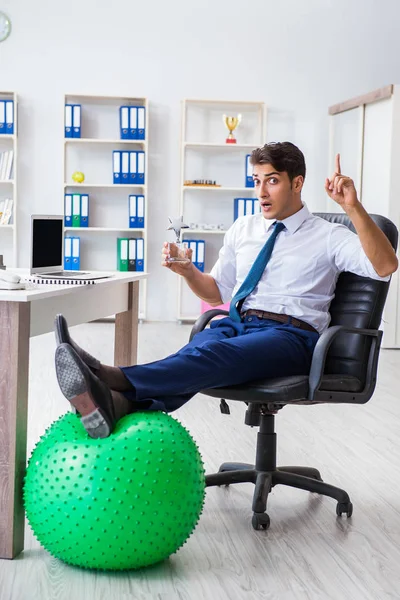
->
xmin=0 ymin=91 xmax=17 ymax=267
xmin=63 ymin=93 xmax=148 ymax=319
xmin=177 ymin=98 xmax=266 ymax=321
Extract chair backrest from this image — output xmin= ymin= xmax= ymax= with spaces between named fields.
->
xmin=314 ymin=213 xmax=398 ymax=386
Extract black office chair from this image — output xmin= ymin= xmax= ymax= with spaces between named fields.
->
xmin=190 ymin=213 xmax=398 ymax=530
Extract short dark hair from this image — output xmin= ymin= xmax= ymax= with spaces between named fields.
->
xmin=250 ymin=142 xmax=306 ymax=183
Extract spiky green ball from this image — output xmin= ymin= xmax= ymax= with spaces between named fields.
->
xmin=24 ymin=411 xmax=205 ymax=570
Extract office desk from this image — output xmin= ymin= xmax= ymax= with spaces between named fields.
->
xmin=0 ymin=272 xmax=147 ymax=559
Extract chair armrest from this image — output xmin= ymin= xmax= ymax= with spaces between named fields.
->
xmin=189 ymin=309 xmax=229 ymax=341
xmin=308 ymin=325 xmax=382 ymax=401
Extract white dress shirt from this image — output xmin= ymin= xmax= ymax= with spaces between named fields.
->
xmin=209 ymin=202 xmax=390 ymax=334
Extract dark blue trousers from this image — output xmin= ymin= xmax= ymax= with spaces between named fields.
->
xmin=120 ymin=316 xmax=320 ymax=413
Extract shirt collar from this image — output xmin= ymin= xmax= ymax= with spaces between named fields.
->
xmin=264 ymin=202 xmax=310 ymax=235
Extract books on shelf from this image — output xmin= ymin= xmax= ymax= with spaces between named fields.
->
xmin=65 ymin=104 xmax=81 ymax=138
xmin=113 ymin=150 xmax=145 ymax=184
xmin=117 ymin=237 xmax=144 ymax=272
xmin=185 ymin=239 xmax=205 ymax=271
xmin=0 ymin=198 xmax=13 ymax=225
xmin=65 ymin=103 xmax=146 ymax=141
xmin=245 ymin=154 xmax=254 ymax=187
xmin=119 ymin=106 xmax=146 ymax=140
xmin=0 ymin=99 xmax=14 ymax=135
xmin=0 ymin=150 xmax=13 ymax=180
xmin=129 ymin=194 xmax=145 ymax=228
xmin=184 ymin=180 xmax=221 ymax=187
xmin=63 ymin=94 xmax=148 ymax=319
xmin=64 ymin=192 xmax=146 ymax=230
xmin=65 ymin=193 xmax=89 ymax=227
xmin=64 ymin=236 xmax=81 ymax=270
xmin=234 ymin=197 xmax=260 ymax=220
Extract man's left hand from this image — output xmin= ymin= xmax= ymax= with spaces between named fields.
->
xmin=325 ymin=153 xmax=360 ymax=210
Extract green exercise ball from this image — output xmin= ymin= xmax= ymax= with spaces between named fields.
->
xmin=24 ymin=411 xmax=205 ymax=571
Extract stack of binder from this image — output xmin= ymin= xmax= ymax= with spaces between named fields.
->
xmin=185 ymin=239 xmax=205 ymax=272
xmin=64 ymin=236 xmax=81 ymax=270
xmin=0 ymin=150 xmax=13 ymax=180
xmin=65 ymin=104 xmax=81 ymax=138
xmin=234 ymin=197 xmax=260 ymax=220
xmin=119 ymin=106 xmax=146 ymax=140
xmin=245 ymin=154 xmax=255 ymax=188
xmin=64 ymin=193 xmax=89 ymax=227
xmin=117 ymin=237 xmax=144 ymax=272
xmin=129 ymin=195 xmax=145 ymax=228
xmin=113 ymin=151 xmax=145 ymax=185
xmin=0 ymin=99 xmax=14 ymax=135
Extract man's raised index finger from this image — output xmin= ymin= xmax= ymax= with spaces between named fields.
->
xmin=335 ymin=153 xmax=341 ymax=174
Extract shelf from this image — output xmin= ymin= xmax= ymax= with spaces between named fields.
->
xmin=183 ymin=229 xmax=227 ymax=235
xmin=0 ymin=92 xmax=17 ymax=267
xmin=178 ymin=315 xmax=199 ymax=322
xmin=183 ymin=98 xmax=264 ymax=107
xmin=182 ymin=186 xmax=254 ymax=192
xmin=65 ymin=93 xmax=146 ymax=104
xmin=178 ymin=97 xmax=265 ymax=322
xmin=64 ymin=183 xmax=146 ymax=189
xmin=63 ymin=92 xmax=148 ymax=320
xmin=64 ymin=138 xmax=146 ymax=146
xmin=184 ymin=142 xmax=258 ymax=149
xmin=65 ymin=227 xmax=145 ymax=233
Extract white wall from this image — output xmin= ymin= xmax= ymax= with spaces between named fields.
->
xmin=1 ymin=0 xmax=399 ymax=320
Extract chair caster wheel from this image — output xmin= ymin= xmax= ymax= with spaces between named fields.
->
xmin=252 ymin=512 xmax=270 ymax=530
xmin=336 ymin=502 xmax=353 ymax=518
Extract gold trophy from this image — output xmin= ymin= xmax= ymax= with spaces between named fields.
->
xmin=223 ymin=113 xmax=242 ymax=144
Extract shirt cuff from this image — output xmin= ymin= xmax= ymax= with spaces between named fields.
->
xmin=212 ymin=278 xmax=233 ymax=304
xmin=363 ymin=256 xmax=391 ymax=281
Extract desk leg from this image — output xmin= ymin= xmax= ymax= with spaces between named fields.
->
xmin=114 ymin=281 xmax=139 ymax=367
xmin=0 ymin=301 xmax=31 ymax=559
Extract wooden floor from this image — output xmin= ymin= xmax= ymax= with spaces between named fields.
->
xmin=1 ymin=320 xmax=400 ymax=600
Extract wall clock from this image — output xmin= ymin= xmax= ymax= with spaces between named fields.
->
xmin=0 ymin=11 xmax=11 ymax=42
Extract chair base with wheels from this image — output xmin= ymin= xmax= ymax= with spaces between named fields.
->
xmin=206 ymin=407 xmax=352 ymax=530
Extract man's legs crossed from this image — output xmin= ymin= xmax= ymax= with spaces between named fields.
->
xmin=119 ymin=317 xmax=319 ymax=412
xmin=55 ymin=316 xmax=319 ymax=436
xmin=54 ymin=316 xmax=242 ymax=437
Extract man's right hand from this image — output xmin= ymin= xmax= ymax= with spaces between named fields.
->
xmin=161 ymin=242 xmax=194 ymax=276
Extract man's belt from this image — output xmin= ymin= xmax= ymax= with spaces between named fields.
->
xmin=240 ymin=309 xmax=318 ymax=334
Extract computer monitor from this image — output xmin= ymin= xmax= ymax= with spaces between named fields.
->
xmin=30 ymin=215 xmax=64 ymax=275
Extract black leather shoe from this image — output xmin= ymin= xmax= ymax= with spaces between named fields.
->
xmin=54 ymin=314 xmax=100 ymax=373
xmin=55 ymin=342 xmax=116 ymax=438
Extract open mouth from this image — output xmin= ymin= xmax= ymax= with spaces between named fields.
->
xmin=261 ymin=202 xmax=272 ymax=211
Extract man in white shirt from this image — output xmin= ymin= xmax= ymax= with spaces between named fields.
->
xmin=54 ymin=142 xmax=398 ymax=438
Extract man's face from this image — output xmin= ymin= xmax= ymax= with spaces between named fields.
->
xmin=253 ymin=163 xmax=303 ymax=221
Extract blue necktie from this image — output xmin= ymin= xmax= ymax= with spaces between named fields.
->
xmin=229 ymin=221 xmax=286 ymax=322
